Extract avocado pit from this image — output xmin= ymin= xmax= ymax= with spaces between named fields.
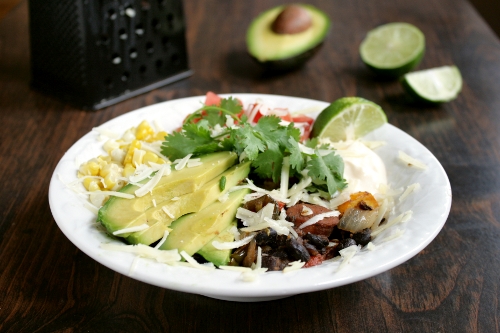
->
xmin=271 ymin=5 xmax=313 ymax=35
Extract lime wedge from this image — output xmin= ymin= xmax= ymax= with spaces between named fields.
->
xmin=311 ymin=97 xmax=388 ymax=142
xmin=402 ymin=65 xmax=462 ymax=103
xmin=360 ymin=22 xmax=425 ymax=78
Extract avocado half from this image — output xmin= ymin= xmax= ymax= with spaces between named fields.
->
xmin=246 ymin=4 xmax=330 ymax=71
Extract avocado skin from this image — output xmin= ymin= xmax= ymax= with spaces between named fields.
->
xmin=249 ymin=42 xmax=324 ymax=72
xmin=246 ymin=4 xmax=330 ymax=71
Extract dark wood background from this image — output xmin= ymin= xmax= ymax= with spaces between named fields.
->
xmin=1 ymin=0 xmax=500 ymax=332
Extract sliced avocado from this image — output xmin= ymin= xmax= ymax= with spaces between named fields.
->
xmin=159 ymin=188 xmax=250 ymax=256
xmin=126 ymin=161 xmax=251 ymax=245
xmin=197 ymin=221 xmax=237 ymax=267
xmin=98 ymin=151 xmax=237 ymax=236
xmin=246 ymin=4 xmax=330 ymax=71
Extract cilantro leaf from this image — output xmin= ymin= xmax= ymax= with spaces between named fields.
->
xmin=220 ymin=97 xmax=243 ymax=115
xmin=307 ymin=150 xmax=347 ymax=195
xmin=287 ymin=136 xmax=305 ymax=173
xmin=232 ymin=123 xmax=266 ymax=160
xmin=252 ymin=146 xmax=283 ymax=182
xmin=161 ymin=123 xmax=221 ymax=160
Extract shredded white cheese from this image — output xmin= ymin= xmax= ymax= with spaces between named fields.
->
xmin=112 ymin=223 xmax=149 ymax=235
xmin=212 ymin=234 xmax=254 ymax=250
xmin=180 ymin=251 xmax=215 ymax=271
xmin=100 ymin=243 xmax=181 ymax=263
xmin=398 ymin=151 xmax=428 ymax=170
xmin=298 ymin=210 xmax=340 ymax=230
xmin=301 ymin=205 xmax=313 ymax=216
xmin=399 ymin=183 xmax=421 ymax=202
xmin=283 ymin=260 xmax=305 ymax=273
xmin=371 ymin=210 xmax=413 ymax=237
xmin=280 ymin=156 xmax=290 ymax=199
xmin=153 ymin=230 xmax=170 ymax=249
xmin=134 ymin=164 xmax=167 ymax=197
xmin=338 ymin=245 xmax=359 ymax=271
xmin=174 ymin=154 xmax=193 ymax=171
xmin=161 ymin=206 xmax=175 ymax=219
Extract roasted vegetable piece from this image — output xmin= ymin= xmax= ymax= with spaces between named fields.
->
xmin=337 ymin=191 xmax=379 ymax=215
xmin=243 ymin=194 xmax=281 ymax=219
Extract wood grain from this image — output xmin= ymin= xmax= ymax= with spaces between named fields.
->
xmin=1 ymin=0 xmax=500 ymax=332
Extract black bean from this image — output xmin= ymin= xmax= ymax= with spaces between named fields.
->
xmin=255 ymin=228 xmax=278 ymax=246
xmin=286 ymin=237 xmax=311 ymax=262
xmin=352 ymin=228 xmax=372 ymax=246
xmin=303 ymin=233 xmax=329 ymax=249
xmin=337 ymin=238 xmax=357 ymax=251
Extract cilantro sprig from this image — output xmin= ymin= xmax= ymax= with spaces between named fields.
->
xmin=161 ymin=97 xmax=347 ymax=196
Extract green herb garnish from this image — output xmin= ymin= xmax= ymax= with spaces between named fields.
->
xmin=161 ymin=97 xmax=347 ymax=195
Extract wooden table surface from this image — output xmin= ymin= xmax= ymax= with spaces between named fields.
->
xmin=1 ymin=0 xmax=500 ymax=332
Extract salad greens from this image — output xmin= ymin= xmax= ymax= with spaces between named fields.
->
xmin=161 ymin=97 xmax=347 ymax=196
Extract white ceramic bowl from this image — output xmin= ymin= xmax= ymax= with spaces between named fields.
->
xmin=49 ymin=94 xmax=452 ymax=302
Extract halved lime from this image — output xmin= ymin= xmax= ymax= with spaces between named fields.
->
xmin=311 ymin=97 xmax=388 ymax=142
xmin=360 ymin=22 xmax=425 ymax=78
xmin=402 ymin=65 xmax=462 ymax=103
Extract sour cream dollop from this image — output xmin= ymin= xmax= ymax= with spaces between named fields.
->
xmin=331 ymin=140 xmax=387 ymax=195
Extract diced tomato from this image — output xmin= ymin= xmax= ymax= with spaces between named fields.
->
xmin=304 ymin=254 xmax=324 ymax=268
xmin=291 ymin=114 xmax=315 ymax=141
xmin=205 ymin=91 xmax=222 ymax=106
xmin=291 ymin=114 xmax=314 ymax=126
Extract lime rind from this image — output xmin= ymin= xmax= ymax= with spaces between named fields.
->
xmin=402 ymin=65 xmax=462 ymax=103
xmin=311 ymin=97 xmax=388 ymax=142
xmin=360 ymin=22 xmax=425 ymax=77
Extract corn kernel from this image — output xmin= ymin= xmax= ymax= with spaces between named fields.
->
xmin=79 ymin=159 xmax=100 ymax=176
xmin=103 ymin=172 xmax=119 ymax=189
xmin=143 ymin=151 xmax=159 ymax=164
xmin=83 ymin=177 xmax=101 ymax=191
xmin=132 ymin=149 xmax=146 ymax=166
xmin=136 ymin=120 xmax=155 ymax=141
xmin=123 ymin=163 xmax=136 ymax=177
xmin=123 ymin=140 xmax=141 ymax=165
xmin=154 ymin=131 xmax=168 ymax=142
xmin=103 ymin=139 xmax=120 ymax=154
xmin=110 ymin=148 xmax=126 ymax=165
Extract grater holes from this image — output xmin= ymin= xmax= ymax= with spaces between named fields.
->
xmin=146 ymin=42 xmax=154 ymax=54
xmin=139 ymin=65 xmax=147 ymax=74
xmin=155 ymin=59 xmax=163 ymax=69
xmin=125 ymin=6 xmax=136 ymax=18
xmin=161 ymin=36 xmax=170 ymax=49
xmin=105 ymin=77 xmax=113 ymax=89
xmin=119 ymin=28 xmax=128 ymax=40
xmin=129 ymin=48 xmax=138 ymax=59
xmin=152 ymin=18 xmax=161 ymax=31
xmin=121 ymin=71 xmax=130 ymax=82
xmin=108 ymin=9 xmax=117 ymax=20
xmin=111 ymin=53 xmax=122 ymax=65
xmin=135 ymin=23 xmax=145 ymax=36
xmin=100 ymin=34 xmax=110 ymax=45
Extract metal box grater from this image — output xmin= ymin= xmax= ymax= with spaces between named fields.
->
xmin=28 ymin=0 xmax=193 ymax=110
